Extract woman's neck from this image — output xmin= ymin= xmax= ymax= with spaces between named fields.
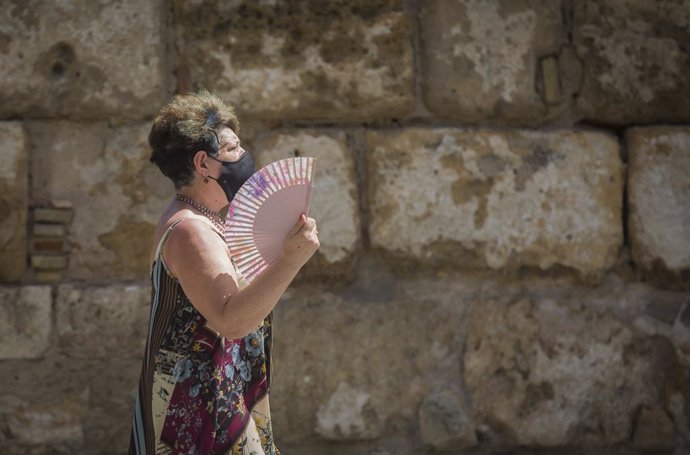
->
xmin=175 ymin=182 xmax=228 ymax=213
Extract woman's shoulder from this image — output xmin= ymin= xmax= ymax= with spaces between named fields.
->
xmin=150 ymin=214 xmax=225 ymax=265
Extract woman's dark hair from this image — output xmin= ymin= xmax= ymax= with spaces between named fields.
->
xmin=149 ymin=90 xmax=240 ymax=188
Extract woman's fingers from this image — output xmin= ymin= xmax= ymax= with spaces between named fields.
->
xmin=282 ymin=214 xmax=320 ymax=266
xmin=303 ymin=216 xmax=316 ymax=232
xmin=288 ymin=213 xmax=308 ymax=237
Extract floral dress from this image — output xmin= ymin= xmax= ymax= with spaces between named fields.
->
xmin=129 ymin=219 xmax=280 ymax=455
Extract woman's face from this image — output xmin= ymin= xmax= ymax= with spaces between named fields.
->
xmin=214 ymin=127 xmax=246 ymax=162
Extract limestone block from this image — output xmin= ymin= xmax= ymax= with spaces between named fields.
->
xmin=418 ymin=390 xmax=477 ymax=451
xmin=28 ymin=121 xmax=173 ymax=280
xmin=253 ymin=130 xmax=360 ymax=277
xmin=56 ymin=284 xmax=150 ymax=358
xmin=627 ymin=127 xmax=690 ymax=274
xmin=270 ymin=283 xmax=466 ymax=443
xmin=83 ymin=358 xmax=141 ymax=452
xmin=420 ymin=0 xmax=566 ymax=123
xmin=0 ymin=122 xmax=28 ymax=282
xmin=0 ymin=286 xmax=51 ymax=359
xmin=464 ymin=297 xmax=664 ymax=445
xmin=574 ymin=0 xmax=690 ymax=124
xmin=6 ymin=395 xmax=85 ymax=450
xmin=0 ymin=0 xmax=166 ymax=119
xmin=0 ymin=359 xmax=138 ymax=453
xmin=366 ymin=128 xmax=623 ymax=277
xmin=174 ymin=0 xmax=414 ymax=121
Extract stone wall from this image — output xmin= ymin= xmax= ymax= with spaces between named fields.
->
xmin=0 ymin=1 xmax=689 ymax=454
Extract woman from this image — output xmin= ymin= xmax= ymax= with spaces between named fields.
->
xmin=129 ymin=90 xmax=319 ymax=455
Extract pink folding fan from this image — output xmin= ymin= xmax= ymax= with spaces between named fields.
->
xmin=224 ymin=157 xmax=316 ymax=283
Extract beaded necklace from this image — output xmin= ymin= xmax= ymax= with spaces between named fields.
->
xmin=175 ymin=193 xmax=223 ymax=231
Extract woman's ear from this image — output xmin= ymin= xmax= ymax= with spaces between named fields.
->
xmin=192 ymin=150 xmax=209 ymax=176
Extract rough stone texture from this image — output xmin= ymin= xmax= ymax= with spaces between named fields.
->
xmin=83 ymin=358 xmax=140 ymax=453
xmin=0 ymin=286 xmax=51 ymax=360
xmin=0 ymin=0 xmax=167 ymax=120
xmin=270 ymin=270 xmax=468 ymax=444
xmin=253 ymin=130 xmax=360 ymax=279
xmin=420 ymin=0 xmax=566 ymax=124
xmin=56 ymin=284 xmax=150 ymax=358
xmin=464 ymin=297 xmax=670 ymax=446
xmin=270 ymin=271 xmax=690 ymax=449
xmin=631 ymin=405 xmax=675 ymax=449
xmin=627 ymin=127 xmax=690 ymax=275
xmin=315 ymin=381 xmax=378 ymax=440
xmin=28 ymin=121 xmax=173 ymax=280
xmin=643 ymin=290 xmax=685 ymax=325
xmin=0 ymin=357 xmax=140 ymax=455
xmin=5 ymin=395 xmax=85 ymax=453
xmin=574 ymin=0 xmax=690 ymax=125
xmin=366 ymin=128 xmax=623 ymax=278
xmin=0 ymin=122 xmax=27 ymax=282
xmin=173 ymin=0 xmax=414 ymax=122
xmin=418 ymin=389 xmax=477 ymax=451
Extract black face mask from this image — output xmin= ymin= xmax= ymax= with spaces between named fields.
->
xmin=207 ymin=151 xmax=256 ymax=203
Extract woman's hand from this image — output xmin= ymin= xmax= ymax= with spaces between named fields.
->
xmin=281 ymin=213 xmax=320 ymax=268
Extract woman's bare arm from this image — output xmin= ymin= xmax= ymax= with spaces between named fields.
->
xmin=164 ymin=215 xmax=318 ymax=339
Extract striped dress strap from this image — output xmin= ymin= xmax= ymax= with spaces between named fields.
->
xmin=152 ymin=219 xmax=186 ymax=269
xmin=152 ymin=217 xmax=225 ymax=274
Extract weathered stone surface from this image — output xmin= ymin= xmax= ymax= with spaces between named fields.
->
xmin=464 ymin=297 xmax=667 ymax=446
xmin=56 ymin=284 xmax=149 ymax=358
xmin=28 ymin=121 xmax=173 ymax=280
xmin=632 ymin=405 xmax=675 ymax=449
xmin=627 ymin=127 xmax=690 ymax=275
xmin=34 ymin=271 xmax=63 ymax=284
xmin=30 ymin=254 xmax=68 ymax=270
xmin=0 ymin=0 xmax=167 ymax=120
xmin=418 ymin=390 xmax=477 ymax=451
xmin=0 ymin=122 xmax=27 ymax=282
xmin=0 ymin=357 xmax=140 ymax=454
xmin=83 ymin=358 xmax=140 ymax=453
xmin=420 ymin=0 xmax=566 ymax=124
xmin=574 ymin=0 xmax=690 ymax=124
xmin=33 ymin=207 xmax=73 ymax=224
xmin=643 ymin=291 xmax=685 ymax=325
xmin=5 ymin=395 xmax=85 ymax=451
xmin=0 ymin=286 xmax=51 ymax=359
xmin=270 ymin=276 xmax=468 ymax=444
xmin=315 ymin=381 xmax=379 ymax=441
xmin=253 ymin=130 xmax=360 ymax=278
xmin=174 ymin=0 xmax=414 ymax=121
xmin=33 ymin=223 xmax=66 ymax=237
xmin=366 ymin=128 xmax=623 ymax=277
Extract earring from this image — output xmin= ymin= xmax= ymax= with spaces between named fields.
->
xmin=203 ymin=172 xmax=209 ymax=183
